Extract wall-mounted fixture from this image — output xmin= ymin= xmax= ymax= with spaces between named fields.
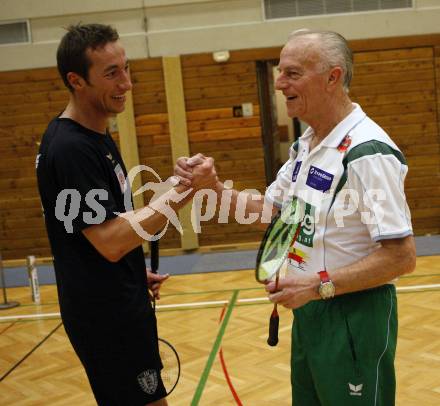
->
xmin=212 ymin=50 xmax=230 ymax=63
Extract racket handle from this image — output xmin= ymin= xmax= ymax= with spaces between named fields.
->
xmin=150 ymin=239 xmax=159 ymax=273
xmin=267 ymin=307 xmax=279 ymax=347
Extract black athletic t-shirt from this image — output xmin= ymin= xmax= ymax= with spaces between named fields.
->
xmin=37 ymin=117 xmax=151 ymax=330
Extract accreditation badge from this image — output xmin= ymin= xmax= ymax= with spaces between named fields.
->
xmin=114 ymin=163 xmax=127 ymax=194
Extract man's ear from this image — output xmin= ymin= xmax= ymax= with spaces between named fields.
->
xmin=328 ymin=66 xmax=343 ymax=87
xmin=66 ymin=72 xmax=86 ymax=91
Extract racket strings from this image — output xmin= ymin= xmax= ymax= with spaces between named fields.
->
xmin=257 ymin=200 xmax=304 ymax=282
xmin=255 ymin=199 xmax=304 ymax=345
xmin=158 ymin=338 xmax=180 ymax=394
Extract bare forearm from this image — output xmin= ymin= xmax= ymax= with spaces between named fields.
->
xmin=329 ymin=236 xmax=416 ymax=296
xmin=267 ymin=236 xmax=416 ymax=309
xmin=215 ymin=181 xmax=277 ymax=228
xmin=83 ymin=184 xmax=194 ymax=261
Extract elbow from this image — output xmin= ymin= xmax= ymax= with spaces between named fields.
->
xmin=104 ymin=253 xmax=120 ymax=263
xmin=82 ymin=222 xmax=126 ymax=263
xmin=101 ymin=246 xmax=125 ymax=263
xmin=383 ymin=235 xmax=416 ymax=277
xmin=403 ymin=250 xmax=416 ymax=275
xmin=400 ymin=237 xmax=417 ymax=276
xmin=83 ymin=233 xmax=124 ymax=263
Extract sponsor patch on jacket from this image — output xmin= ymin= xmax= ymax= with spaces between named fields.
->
xmin=306 ymin=166 xmax=334 ymax=192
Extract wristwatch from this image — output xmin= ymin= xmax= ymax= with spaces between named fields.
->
xmin=318 ymin=270 xmax=335 ymax=300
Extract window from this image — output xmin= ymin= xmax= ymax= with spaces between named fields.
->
xmin=0 ymin=21 xmax=30 ymax=45
xmin=264 ymin=0 xmax=413 ymax=20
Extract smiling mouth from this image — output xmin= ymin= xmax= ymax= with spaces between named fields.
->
xmin=287 ymin=96 xmax=297 ymax=101
xmin=111 ymin=95 xmax=126 ymax=101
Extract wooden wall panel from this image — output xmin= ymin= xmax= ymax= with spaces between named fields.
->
xmin=131 ymin=58 xmax=167 ymax=116
xmin=131 ymin=58 xmax=180 ymax=249
xmin=181 ymin=58 xmax=260 ymax=112
xmin=431 ymin=46 xmax=440 ymax=235
xmin=181 ymin=50 xmax=267 ymax=246
xmin=351 ymin=46 xmax=440 ymax=235
xmin=0 ymin=67 xmax=67 ymax=260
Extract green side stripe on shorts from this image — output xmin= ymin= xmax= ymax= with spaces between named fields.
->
xmin=333 ymin=140 xmax=407 ymax=201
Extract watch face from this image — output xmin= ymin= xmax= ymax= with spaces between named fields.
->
xmin=319 ymin=282 xmax=335 ymax=299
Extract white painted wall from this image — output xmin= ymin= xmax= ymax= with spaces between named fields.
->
xmin=1 ymin=0 xmax=439 ymax=71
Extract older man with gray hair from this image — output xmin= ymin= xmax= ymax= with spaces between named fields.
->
xmin=176 ymin=29 xmax=415 ymax=405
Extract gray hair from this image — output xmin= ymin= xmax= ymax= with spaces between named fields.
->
xmin=287 ymin=29 xmax=353 ymax=93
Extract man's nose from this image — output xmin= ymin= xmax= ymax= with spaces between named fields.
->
xmin=275 ymin=75 xmax=286 ymax=90
xmin=119 ymin=70 xmax=132 ymax=91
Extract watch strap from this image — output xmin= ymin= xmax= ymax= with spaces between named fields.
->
xmin=318 ymin=270 xmax=330 ymax=283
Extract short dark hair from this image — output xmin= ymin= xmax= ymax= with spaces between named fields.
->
xmin=57 ymin=23 xmax=119 ymax=92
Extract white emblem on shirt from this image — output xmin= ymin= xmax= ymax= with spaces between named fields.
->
xmin=137 ymin=369 xmax=158 ymax=394
xmin=348 ymin=382 xmax=363 ymax=396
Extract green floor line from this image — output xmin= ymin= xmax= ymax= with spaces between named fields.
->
xmin=190 ymin=290 xmax=239 ymax=406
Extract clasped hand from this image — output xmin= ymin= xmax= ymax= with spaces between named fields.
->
xmin=174 ymin=153 xmax=219 ymax=191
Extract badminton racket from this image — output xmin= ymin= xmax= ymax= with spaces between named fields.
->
xmin=150 ymin=239 xmax=181 ymax=395
xmin=255 ymin=198 xmax=303 ymax=346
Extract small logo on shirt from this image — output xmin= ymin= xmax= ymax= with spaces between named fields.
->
xmin=306 ymin=166 xmax=334 ymax=192
xmin=288 ymin=246 xmax=308 ymax=270
xmin=292 ymin=161 xmax=302 ymax=182
xmin=348 ymin=382 xmax=363 ymax=396
xmin=106 ymin=152 xmax=117 ymax=165
xmin=137 ymin=369 xmax=158 ymax=394
xmin=338 ymin=134 xmax=352 ymax=152
xmin=296 ymin=203 xmax=315 ymax=248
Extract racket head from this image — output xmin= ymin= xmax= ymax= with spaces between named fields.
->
xmin=255 ymin=198 xmax=302 ymax=283
xmin=148 ymin=238 xmax=180 ymax=394
xmin=158 ymin=338 xmax=181 ymax=395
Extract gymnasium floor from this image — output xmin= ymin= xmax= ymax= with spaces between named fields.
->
xmin=0 ymin=255 xmax=439 ymax=405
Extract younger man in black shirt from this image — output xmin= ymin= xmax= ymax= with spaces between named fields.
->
xmin=37 ymin=23 xmax=217 ymax=406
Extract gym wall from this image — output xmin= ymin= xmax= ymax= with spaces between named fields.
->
xmin=0 ymin=0 xmax=439 ymax=261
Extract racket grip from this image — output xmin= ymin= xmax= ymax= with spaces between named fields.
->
xmin=150 ymin=240 xmax=159 ymax=273
xmin=267 ymin=313 xmax=279 ymax=347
